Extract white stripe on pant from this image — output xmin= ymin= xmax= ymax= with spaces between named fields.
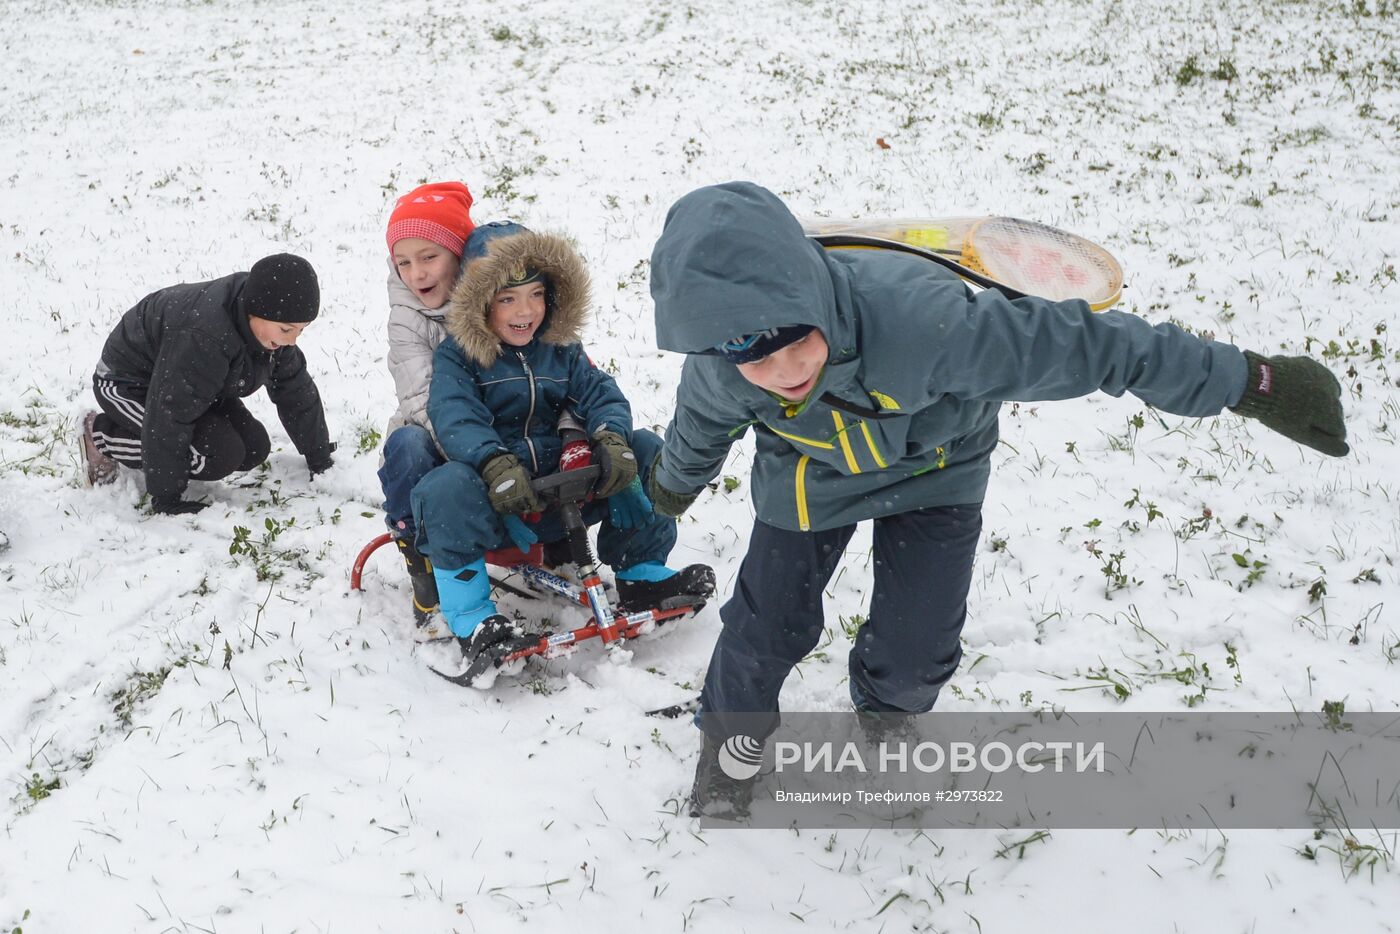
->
xmin=93 ymin=377 xmax=208 ymax=474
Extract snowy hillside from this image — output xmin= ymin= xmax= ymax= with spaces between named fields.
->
xmin=2 ymin=0 xmax=1398 ymax=931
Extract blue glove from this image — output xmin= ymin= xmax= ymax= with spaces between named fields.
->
xmin=608 ymin=477 xmax=654 ymax=530
xmin=501 ymin=514 xmax=539 ymax=552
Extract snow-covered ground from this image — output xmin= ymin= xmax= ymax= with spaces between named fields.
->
xmin=2 ymin=0 xmax=1398 ymax=930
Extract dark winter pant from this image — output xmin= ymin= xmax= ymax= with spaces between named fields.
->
xmin=377 ymin=425 xmax=444 ymax=537
xmin=91 ymin=376 xmax=270 ymax=479
xmin=698 ymin=503 xmax=983 ymax=740
xmin=411 ymin=428 xmax=677 ymax=572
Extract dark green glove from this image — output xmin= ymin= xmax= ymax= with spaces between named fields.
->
xmin=645 ymin=455 xmax=700 ymax=518
xmin=590 ymin=430 xmax=638 ymax=499
xmin=481 ymin=453 xmax=542 ymax=515
xmin=1230 ymin=351 xmax=1349 ymax=457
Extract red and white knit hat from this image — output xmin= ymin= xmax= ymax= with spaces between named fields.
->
xmin=385 ymin=181 xmax=475 ymax=257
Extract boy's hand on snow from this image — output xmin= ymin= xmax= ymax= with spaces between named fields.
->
xmin=590 ymin=431 xmax=638 ymax=498
xmin=607 ymin=477 xmax=654 ymax=529
xmin=1230 ymin=351 xmax=1349 ymax=457
xmin=482 ymin=453 xmax=543 ymax=515
xmin=152 ymin=498 xmax=209 ymax=515
xmin=645 ymin=462 xmax=699 ymax=519
xmin=307 ymin=442 xmax=337 ymax=478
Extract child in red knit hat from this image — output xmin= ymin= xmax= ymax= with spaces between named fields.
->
xmin=379 ymin=181 xmax=476 ymax=626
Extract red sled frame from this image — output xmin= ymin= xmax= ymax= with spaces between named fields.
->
xmin=350 ymin=532 xmax=700 ymax=671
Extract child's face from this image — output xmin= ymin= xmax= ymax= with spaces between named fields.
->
xmin=393 ymin=237 xmax=461 ymax=310
xmin=248 ymin=315 xmax=309 ymax=352
xmin=734 ymin=329 xmax=829 ymax=401
xmin=488 ymin=281 xmax=548 ymax=347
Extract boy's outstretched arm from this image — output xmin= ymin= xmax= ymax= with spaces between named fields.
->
xmin=1229 ymin=351 xmax=1348 ymax=456
xmin=649 ymin=356 xmax=752 ymax=517
xmin=919 ymin=280 xmax=1348 ymax=457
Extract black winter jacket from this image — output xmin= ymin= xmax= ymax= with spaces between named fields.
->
xmin=95 ymin=272 xmax=332 ymax=504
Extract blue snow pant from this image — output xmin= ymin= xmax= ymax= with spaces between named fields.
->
xmin=698 ymin=503 xmax=983 ymax=741
xmin=410 ymin=428 xmax=677 ymax=572
xmin=378 ymin=425 xmax=445 ymax=537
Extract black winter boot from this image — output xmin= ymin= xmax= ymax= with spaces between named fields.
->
xmin=457 ymin=614 xmax=540 ymax=682
xmin=540 ymin=537 xmax=576 ymax=571
xmin=395 ymin=537 xmax=439 ymax=626
xmin=616 ymin=564 xmax=716 ymax=612
xmin=853 ymin=707 xmax=919 ymax=750
xmin=688 ymin=733 xmax=757 ymax=821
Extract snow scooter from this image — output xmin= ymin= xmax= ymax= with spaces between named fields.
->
xmin=350 ymin=462 xmax=711 ymax=687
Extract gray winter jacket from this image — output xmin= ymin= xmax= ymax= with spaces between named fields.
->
xmin=650 ymin=182 xmax=1247 ymax=532
xmin=384 ymin=258 xmax=451 ymax=442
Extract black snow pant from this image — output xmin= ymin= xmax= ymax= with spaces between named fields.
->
xmin=698 ymin=503 xmax=983 ymax=740
xmin=91 ymin=375 xmax=271 ymax=481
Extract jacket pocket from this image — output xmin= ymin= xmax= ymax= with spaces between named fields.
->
xmin=829 ymin=410 xmax=895 ymax=473
xmin=768 ymin=425 xmax=834 ymax=451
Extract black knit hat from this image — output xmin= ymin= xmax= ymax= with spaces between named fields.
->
xmin=243 ymin=253 xmax=320 ymax=323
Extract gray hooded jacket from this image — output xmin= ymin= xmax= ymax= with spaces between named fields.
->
xmin=650 ymin=182 xmax=1246 ymax=532
xmin=384 ymin=258 xmax=451 ymax=442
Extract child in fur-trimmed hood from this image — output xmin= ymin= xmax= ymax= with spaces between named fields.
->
xmin=410 ymin=223 xmax=714 ymax=677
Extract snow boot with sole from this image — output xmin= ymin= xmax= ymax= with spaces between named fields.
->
xmin=615 ymin=563 xmax=715 ymax=613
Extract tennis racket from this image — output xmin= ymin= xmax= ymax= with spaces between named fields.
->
xmin=803 ymin=216 xmax=1124 ymax=311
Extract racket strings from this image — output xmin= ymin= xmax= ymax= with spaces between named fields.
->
xmin=964 ymin=218 xmax=1122 ymax=306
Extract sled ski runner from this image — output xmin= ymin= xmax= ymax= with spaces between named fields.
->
xmin=428 ymin=602 xmax=704 ymax=687
xmin=645 ymin=697 xmax=701 ymax=719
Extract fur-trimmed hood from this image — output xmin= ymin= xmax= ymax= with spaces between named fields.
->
xmin=445 ymin=230 xmax=590 ymax=367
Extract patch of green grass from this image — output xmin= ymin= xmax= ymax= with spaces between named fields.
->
xmin=24 ymin=772 xmax=59 ymax=804
xmin=839 ymin=613 xmax=867 ymax=640
xmin=111 ymin=657 xmax=192 ymax=728
xmin=230 ymin=517 xmax=310 ymax=582
xmin=355 ymin=424 xmax=382 ymax=455
xmin=1175 ymin=55 xmax=1205 ymax=86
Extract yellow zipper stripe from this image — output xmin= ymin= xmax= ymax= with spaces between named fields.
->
xmin=831 ymin=411 xmax=861 ymax=474
xmin=859 ymin=421 xmax=887 ymax=468
xmin=770 ymin=426 xmax=834 ymax=449
xmin=795 ymin=455 xmax=811 ymax=531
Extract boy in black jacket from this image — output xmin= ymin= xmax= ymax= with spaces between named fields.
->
xmin=80 ymin=253 xmax=335 ymax=514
